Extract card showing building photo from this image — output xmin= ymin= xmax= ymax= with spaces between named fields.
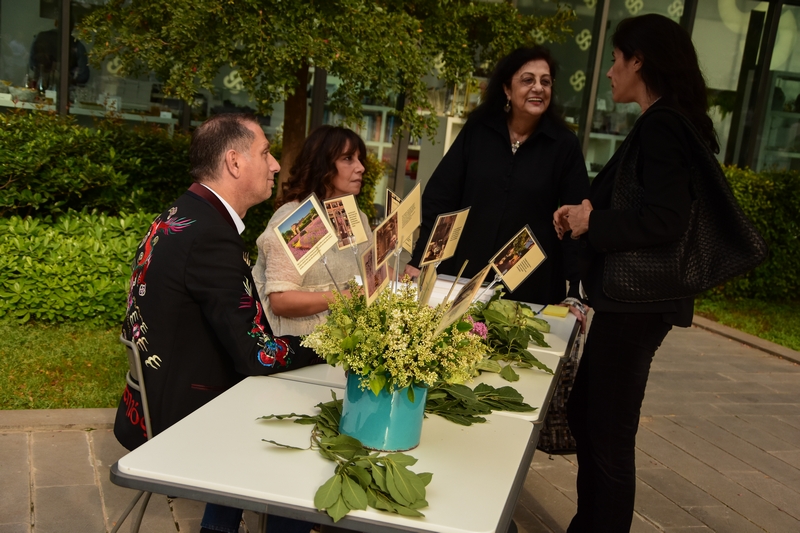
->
xmin=374 ymin=210 xmax=399 ymax=268
xmin=359 ymin=245 xmax=389 ymax=305
xmin=324 ymin=194 xmax=368 ymax=250
xmin=489 ymin=225 xmax=546 ymax=293
xmin=385 ymin=189 xmax=402 ymax=215
xmin=274 ymin=194 xmax=336 ymax=276
xmin=434 ymin=264 xmax=492 ymax=336
xmin=419 ymin=207 xmax=470 ymax=266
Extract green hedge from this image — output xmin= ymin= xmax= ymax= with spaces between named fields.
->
xmin=0 ymin=212 xmax=154 ymax=326
xmin=718 ymin=166 xmax=800 ymax=300
xmin=0 ymin=110 xmax=191 ymax=217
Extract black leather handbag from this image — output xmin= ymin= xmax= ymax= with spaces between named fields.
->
xmin=603 ymin=108 xmax=768 ymax=303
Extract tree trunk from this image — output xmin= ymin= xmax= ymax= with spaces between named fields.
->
xmin=277 ymin=63 xmax=309 ymax=200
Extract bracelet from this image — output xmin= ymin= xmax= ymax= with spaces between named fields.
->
xmin=562 ymin=297 xmax=587 ymax=316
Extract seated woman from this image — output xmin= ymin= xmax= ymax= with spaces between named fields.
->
xmin=253 ymin=125 xmax=373 ymax=337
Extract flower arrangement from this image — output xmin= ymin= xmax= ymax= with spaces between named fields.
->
xmin=302 ymin=279 xmax=486 ymax=396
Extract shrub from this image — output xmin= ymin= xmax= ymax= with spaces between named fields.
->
xmin=717 ymin=166 xmax=800 ymax=300
xmin=0 ymin=212 xmax=154 ymax=326
xmin=0 ymin=110 xmax=191 ymax=217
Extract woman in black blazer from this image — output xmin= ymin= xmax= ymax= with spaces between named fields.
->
xmin=553 ymin=15 xmax=719 ymax=532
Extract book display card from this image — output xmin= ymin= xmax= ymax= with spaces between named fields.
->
xmin=489 ymin=225 xmax=546 ymax=293
xmin=419 ymin=208 xmax=470 ymax=266
xmin=385 ymin=188 xmax=413 ymax=253
xmin=385 ymin=189 xmax=402 ymax=216
xmin=395 ymin=183 xmax=421 ymax=254
xmin=273 ymin=194 xmax=336 ymax=276
xmin=324 ymin=194 xmax=368 ymax=250
xmin=417 ymin=263 xmax=438 ymax=308
xmin=434 ymin=264 xmax=492 ymax=336
xmin=373 ymin=210 xmax=399 ymax=268
xmin=359 ymin=244 xmax=389 ymax=305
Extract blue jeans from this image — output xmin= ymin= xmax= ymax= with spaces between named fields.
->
xmin=201 ymin=503 xmax=315 ymax=533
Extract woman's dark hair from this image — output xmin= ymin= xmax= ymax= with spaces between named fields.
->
xmin=613 ymin=14 xmax=719 ymax=153
xmin=278 ymin=125 xmax=367 ymax=208
xmin=471 ymin=46 xmax=565 ymax=128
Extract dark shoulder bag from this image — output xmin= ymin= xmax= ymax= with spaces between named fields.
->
xmin=603 ymin=108 xmax=768 ymax=302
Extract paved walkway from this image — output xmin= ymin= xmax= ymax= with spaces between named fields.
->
xmin=1 ymin=323 xmax=798 ymax=532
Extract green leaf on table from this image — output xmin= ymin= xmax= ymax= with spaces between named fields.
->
xmin=372 ymin=464 xmax=388 ymax=492
xmin=257 ymin=413 xmax=313 ymax=421
xmin=408 ymin=498 xmax=429 ymax=510
xmin=319 ymin=434 xmax=365 ymax=460
xmin=417 ymin=472 xmax=433 ymax=486
xmin=499 ymin=364 xmax=520 ymax=382
xmin=442 ymin=384 xmax=476 ymax=402
xmin=388 ymin=462 xmax=425 ymax=503
xmin=393 ymin=503 xmax=425 ymax=517
xmin=341 ymin=473 xmax=368 ymax=510
xmin=383 ymin=453 xmax=418 ymax=467
xmin=347 ymin=464 xmax=372 ymax=488
xmin=372 ymin=489 xmax=397 ymax=512
xmin=384 ymin=463 xmax=412 ymax=506
xmin=314 ymin=473 xmax=343 ymax=510
xmin=327 ymin=494 xmax=350 ymax=522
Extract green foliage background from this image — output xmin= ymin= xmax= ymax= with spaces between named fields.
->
xmin=0 ymin=110 xmax=191 ymax=218
xmin=716 ymin=166 xmax=800 ymax=300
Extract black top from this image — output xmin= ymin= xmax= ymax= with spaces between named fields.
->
xmin=410 ymin=110 xmax=590 ymax=305
xmin=581 ymin=102 xmax=694 ymax=326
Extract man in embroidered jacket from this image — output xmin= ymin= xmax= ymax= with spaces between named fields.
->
xmin=114 ymin=114 xmax=319 ymax=532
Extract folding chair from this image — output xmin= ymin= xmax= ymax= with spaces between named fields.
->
xmin=111 ymin=334 xmax=154 ymax=533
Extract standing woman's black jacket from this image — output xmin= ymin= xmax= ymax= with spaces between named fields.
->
xmin=410 ymin=110 xmax=590 ymax=305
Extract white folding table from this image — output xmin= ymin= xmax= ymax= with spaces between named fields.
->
xmin=111 ymin=377 xmax=538 ymax=533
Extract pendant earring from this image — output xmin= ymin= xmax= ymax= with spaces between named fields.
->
xmin=504 ymin=99 xmax=511 ymax=113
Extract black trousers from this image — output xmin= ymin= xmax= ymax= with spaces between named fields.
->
xmin=566 ymin=312 xmax=672 ymax=533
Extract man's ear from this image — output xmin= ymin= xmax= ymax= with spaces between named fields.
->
xmin=224 ymin=149 xmax=240 ymax=178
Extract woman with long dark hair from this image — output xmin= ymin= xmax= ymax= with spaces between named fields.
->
xmin=554 ymin=14 xmax=718 ymax=531
xmin=405 ymin=46 xmax=590 ymax=316
xmin=253 ymin=125 xmax=372 ymax=337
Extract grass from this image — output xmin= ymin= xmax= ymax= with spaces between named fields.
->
xmin=694 ymin=296 xmax=800 ymax=352
xmin=0 ymin=320 xmax=126 ymax=410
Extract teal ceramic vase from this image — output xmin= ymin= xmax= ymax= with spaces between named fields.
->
xmin=339 ymin=373 xmax=428 ymax=452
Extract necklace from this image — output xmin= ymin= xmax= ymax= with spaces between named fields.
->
xmin=511 ymin=140 xmax=521 ymax=154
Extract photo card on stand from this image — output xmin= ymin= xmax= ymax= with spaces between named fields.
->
xmin=323 ymin=194 xmax=368 ymax=250
xmin=419 ymin=207 xmax=470 ymax=266
xmin=434 ymin=264 xmax=492 ymax=336
xmin=273 ymin=194 xmax=337 ymax=276
xmin=386 ymin=188 xmax=414 ymax=253
xmin=359 ymin=244 xmax=389 ymax=306
xmin=489 ymin=225 xmax=546 ymax=293
xmin=374 ymin=210 xmax=399 ymax=268
xmin=396 ymin=183 xmax=421 ymax=255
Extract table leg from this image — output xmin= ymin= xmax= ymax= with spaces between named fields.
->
xmin=258 ymin=512 xmax=267 ymax=533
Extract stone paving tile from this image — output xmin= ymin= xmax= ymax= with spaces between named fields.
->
xmin=721 ymin=372 xmax=800 ymax=383
xmin=683 ymin=506 xmax=766 ymax=533
xmin=704 ymin=415 xmax=800 ymax=452
xmin=640 ymin=402 xmax=727 ymax=417
xmin=716 ymin=392 xmax=800 ymax=404
xmin=713 ymin=402 xmax=800 ymax=416
xmin=634 ymin=477 xmax=707 ymax=529
xmin=770 ymin=450 xmax=800 ymax=470
xmin=635 ymin=466 xmax=720 ymax=508
xmin=0 ymin=525 xmax=29 ymax=533
xmin=90 ymin=430 xmax=176 ymax=533
xmin=778 ymin=414 xmax=800 ymax=430
xmin=725 ymin=357 xmax=800 ymax=373
xmin=740 ymin=414 xmax=800 ymax=446
xmin=759 ymin=380 xmax=800 ymax=393
xmin=630 ymin=513 xmax=660 ymax=533
xmin=636 ymin=427 xmax=800 ymax=532
xmin=649 ymin=361 xmax=751 ymax=375
xmin=670 ymin=416 xmax=800 ymax=490
xmin=641 ymin=391 xmax=733 ymax=405
xmin=726 ymin=471 xmax=800 ymax=520
xmin=514 ymin=504 xmax=552 ymax=533
xmin=645 ymin=378 xmax=773 ymax=395
xmin=0 ymin=433 xmax=30 ymax=526
xmin=516 ymin=469 xmax=577 ymax=533
xmin=529 ymin=453 xmax=578 ymax=497
xmin=31 ymin=431 xmax=95 ymax=488
xmin=33 ymin=485 xmax=105 ymax=533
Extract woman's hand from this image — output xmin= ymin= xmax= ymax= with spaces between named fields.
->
xmin=553 ymin=200 xmax=593 ymax=240
xmin=403 ymin=264 xmax=421 ymax=280
xmin=559 ymin=298 xmax=591 ymax=334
